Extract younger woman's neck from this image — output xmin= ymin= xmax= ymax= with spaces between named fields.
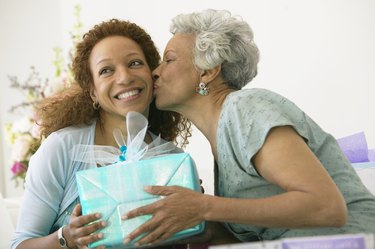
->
xmin=95 ymin=115 xmax=127 ymax=148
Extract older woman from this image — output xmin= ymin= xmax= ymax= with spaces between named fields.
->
xmin=125 ymin=9 xmax=375 ymax=246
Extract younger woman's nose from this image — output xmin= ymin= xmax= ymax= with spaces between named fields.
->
xmin=116 ymin=67 xmax=133 ymax=84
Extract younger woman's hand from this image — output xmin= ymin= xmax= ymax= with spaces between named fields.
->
xmin=64 ymin=204 xmax=107 ymax=249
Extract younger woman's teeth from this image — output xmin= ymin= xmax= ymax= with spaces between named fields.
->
xmin=117 ymin=90 xmax=139 ymax=99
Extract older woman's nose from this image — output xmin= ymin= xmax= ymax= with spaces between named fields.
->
xmin=152 ymin=65 xmax=161 ymax=81
xmin=152 ymin=73 xmax=159 ymax=81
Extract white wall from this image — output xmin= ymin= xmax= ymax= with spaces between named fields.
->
xmin=1 ymin=0 xmax=374 ymax=197
xmin=0 ymin=0 xmax=63 ymax=197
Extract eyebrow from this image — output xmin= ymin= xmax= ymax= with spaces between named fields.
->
xmin=95 ymin=58 xmax=111 ymax=66
xmin=94 ymin=52 xmax=144 ymax=66
xmin=163 ymin=50 xmax=175 ymax=57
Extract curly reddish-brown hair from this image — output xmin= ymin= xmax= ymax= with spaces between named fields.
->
xmin=38 ymin=19 xmax=191 ymax=147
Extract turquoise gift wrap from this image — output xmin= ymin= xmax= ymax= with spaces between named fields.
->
xmin=76 ymin=152 xmax=205 ymax=249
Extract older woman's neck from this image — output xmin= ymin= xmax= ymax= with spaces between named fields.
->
xmin=183 ymin=84 xmax=234 ymax=148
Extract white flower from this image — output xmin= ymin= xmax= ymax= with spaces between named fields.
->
xmin=11 ymin=116 xmax=33 ymax=134
xmin=43 ymin=73 xmax=67 ymax=97
xmin=11 ymin=135 xmax=33 ymax=161
xmin=29 ymin=122 xmax=41 ymax=139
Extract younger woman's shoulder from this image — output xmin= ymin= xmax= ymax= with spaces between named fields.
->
xmin=55 ymin=122 xmax=94 ymax=136
xmin=43 ymin=122 xmax=96 ymax=149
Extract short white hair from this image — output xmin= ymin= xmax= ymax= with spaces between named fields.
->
xmin=170 ymin=9 xmax=260 ymax=89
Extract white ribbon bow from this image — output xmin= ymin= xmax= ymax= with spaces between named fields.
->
xmin=70 ymin=111 xmax=179 ymax=166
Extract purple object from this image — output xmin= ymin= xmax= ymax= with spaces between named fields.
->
xmin=337 ymin=132 xmax=369 ymax=163
xmin=368 ymin=148 xmax=375 ymax=162
xmin=282 ymin=236 xmax=366 ymax=249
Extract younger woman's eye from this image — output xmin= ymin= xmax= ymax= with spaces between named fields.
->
xmin=99 ymin=68 xmax=111 ymax=76
xmin=129 ymin=60 xmax=144 ymax=67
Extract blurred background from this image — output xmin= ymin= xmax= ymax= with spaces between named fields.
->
xmin=1 ymin=0 xmax=375 ymax=198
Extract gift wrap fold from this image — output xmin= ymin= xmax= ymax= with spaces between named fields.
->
xmin=73 ymin=112 xmax=204 ymax=248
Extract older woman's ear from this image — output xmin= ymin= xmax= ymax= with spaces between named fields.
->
xmin=200 ymin=65 xmax=221 ymax=84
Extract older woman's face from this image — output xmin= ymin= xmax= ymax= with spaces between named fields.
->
xmin=152 ymin=33 xmax=201 ymax=112
xmin=89 ymin=36 xmax=154 ymax=120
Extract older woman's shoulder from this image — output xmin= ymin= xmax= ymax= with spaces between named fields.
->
xmin=226 ymin=88 xmax=287 ymax=107
xmin=237 ymin=87 xmax=284 ymax=99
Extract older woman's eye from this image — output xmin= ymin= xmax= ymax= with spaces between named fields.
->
xmin=164 ymin=57 xmax=175 ymax=63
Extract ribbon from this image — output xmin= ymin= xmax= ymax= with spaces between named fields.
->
xmin=70 ymin=111 xmax=179 ymax=166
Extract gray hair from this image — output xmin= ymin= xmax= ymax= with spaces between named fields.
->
xmin=170 ymin=9 xmax=260 ymax=89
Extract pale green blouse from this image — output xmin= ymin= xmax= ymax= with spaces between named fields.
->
xmin=215 ymin=88 xmax=375 ymax=241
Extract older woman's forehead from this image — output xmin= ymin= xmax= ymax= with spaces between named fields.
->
xmin=164 ymin=33 xmax=195 ymax=55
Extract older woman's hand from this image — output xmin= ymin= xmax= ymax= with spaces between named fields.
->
xmin=123 ymin=185 xmax=206 ymax=246
xmin=64 ymin=204 xmax=106 ymax=249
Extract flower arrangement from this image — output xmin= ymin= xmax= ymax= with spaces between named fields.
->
xmin=4 ymin=5 xmax=83 ymax=187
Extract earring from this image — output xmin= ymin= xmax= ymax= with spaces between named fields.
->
xmin=196 ymin=82 xmax=209 ymax=96
xmin=92 ymin=101 xmax=100 ymax=110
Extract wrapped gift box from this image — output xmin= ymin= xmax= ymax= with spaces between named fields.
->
xmin=76 ymin=152 xmax=205 ymax=248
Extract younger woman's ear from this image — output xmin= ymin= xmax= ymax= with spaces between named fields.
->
xmin=89 ymin=87 xmax=97 ymax=102
xmin=200 ymin=65 xmax=221 ymax=83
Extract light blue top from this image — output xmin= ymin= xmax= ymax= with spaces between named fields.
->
xmin=11 ymin=122 xmax=97 ymax=249
xmin=216 ymin=88 xmax=375 ymax=241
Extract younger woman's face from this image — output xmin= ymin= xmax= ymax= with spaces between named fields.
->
xmin=89 ymin=35 xmax=154 ymax=121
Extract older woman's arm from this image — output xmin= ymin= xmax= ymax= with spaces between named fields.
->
xmin=124 ymin=126 xmax=347 ymax=246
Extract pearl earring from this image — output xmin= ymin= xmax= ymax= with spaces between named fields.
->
xmin=196 ymin=82 xmax=209 ymax=96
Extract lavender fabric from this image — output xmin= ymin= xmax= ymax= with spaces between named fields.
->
xmin=368 ymin=149 xmax=375 ymax=162
xmin=336 ymin=132 xmax=373 ymax=163
xmin=282 ymin=234 xmax=367 ymax=249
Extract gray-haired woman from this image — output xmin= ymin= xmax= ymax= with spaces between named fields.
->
xmin=124 ymin=9 xmax=375 ymax=246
